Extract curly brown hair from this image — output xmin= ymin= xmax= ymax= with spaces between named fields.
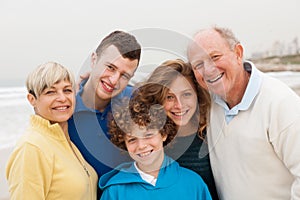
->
xmin=109 ymin=96 xmax=177 ymax=151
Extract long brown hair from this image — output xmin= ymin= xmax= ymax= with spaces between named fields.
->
xmin=135 ymin=59 xmax=211 ymax=138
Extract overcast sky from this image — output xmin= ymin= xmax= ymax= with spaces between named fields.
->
xmin=1 ymin=0 xmax=299 ymax=86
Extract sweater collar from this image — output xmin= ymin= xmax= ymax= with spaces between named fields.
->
xmin=30 ymin=115 xmax=67 ymax=141
xmin=213 ymin=61 xmax=263 ymax=123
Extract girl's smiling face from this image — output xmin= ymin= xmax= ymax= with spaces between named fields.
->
xmin=163 ymin=76 xmax=198 ymax=127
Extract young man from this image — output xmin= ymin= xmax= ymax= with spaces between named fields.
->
xmin=188 ymin=26 xmax=300 ymax=199
xmin=68 ymin=31 xmax=141 ymax=196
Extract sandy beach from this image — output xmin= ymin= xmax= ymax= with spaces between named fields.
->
xmin=0 ymin=93 xmax=31 ymax=200
xmin=0 ymin=145 xmax=13 ymax=200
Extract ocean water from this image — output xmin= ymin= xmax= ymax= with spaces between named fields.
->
xmin=0 ymin=87 xmax=33 ymax=199
xmin=0 ymin=87 xmax=32 ymax=148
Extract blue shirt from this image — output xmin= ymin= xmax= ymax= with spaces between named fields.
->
xmin=213 ymin=61 xmax=263 ymax=123
xmin=99 ymin=155 xmax=212 ymax=200
xmin=68 ymin=81 xmax=133 ymax=177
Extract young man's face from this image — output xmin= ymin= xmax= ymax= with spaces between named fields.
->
xmin=90 ymin=45 xmax=138 ymax=101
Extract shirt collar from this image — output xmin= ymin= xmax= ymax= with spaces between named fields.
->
xmin=213 ymin=61 xmax=263 ymax=122
xmin=74 ymin=80 xmax=111 ymax=114
xmin=134 ymin=162 xmax=157 ymax=186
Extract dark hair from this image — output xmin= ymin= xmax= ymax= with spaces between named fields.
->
xmin=109 ymin=96 xmax=177 ymax=151
xmin=95 ymin=30 xmax=141 ymax=64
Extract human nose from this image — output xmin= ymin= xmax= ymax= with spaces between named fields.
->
xmin=137 ymin=138 xmax=148 ymax=149
xmin=56 ymin=91 xmax=67 ymax=101
xmin=109 ymin=71 xmax=121 ymax=85
xmin=173 ymin=97 xmax=183 ymax=109
xmin=203 ymin=60 xmax=218 ymax=75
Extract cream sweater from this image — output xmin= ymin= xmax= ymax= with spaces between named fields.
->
xmin=208 ymin=74 xmax=300 ymax=200
xmin=6 ymin=115 xmax=98 ymax=200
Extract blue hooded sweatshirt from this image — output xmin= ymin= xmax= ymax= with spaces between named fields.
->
xmin=99 ymin=155 xmax=212 ymax=200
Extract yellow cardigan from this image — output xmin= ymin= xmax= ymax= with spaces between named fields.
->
xmin=6 ymin=115 xmax=98 ymax=200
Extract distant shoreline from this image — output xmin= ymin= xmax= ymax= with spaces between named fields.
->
xmin=1 ymin=62 xmax=300 ymax=97
xmin=251 ymin=53 xmax=300 ymax=72
xmin=255 ymin=63 xmax=300 ymax=73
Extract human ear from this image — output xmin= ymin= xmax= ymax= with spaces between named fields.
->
xmin=162 ymin=134 xmax=167 ymax=142
xmin=91 ymin=52 xmax=98 ymax=68
xmin=235 ymin=43 xmax=244 ymax=61
xmin=27 ymin=93 xmax=36 ymax=107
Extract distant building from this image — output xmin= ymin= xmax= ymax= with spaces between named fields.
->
xmin=251 ymin=37 xmax=300 ymax=59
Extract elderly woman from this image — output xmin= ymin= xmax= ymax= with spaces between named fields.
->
xmin=6 ymin=62 xmax=98 ymax=200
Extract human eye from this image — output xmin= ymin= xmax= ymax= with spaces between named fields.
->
xmin=193 ymin=61 xmax=204 ymax=70
xmin=121 ymin=73 xmax=131 ymax=80
xmin=211 ymin=54 xmax=221 ymax=61
xmin=166 ymin=94 xmax=175 ymax=101
xmin=43 ymin=89 xmax=55 ymax=95
xmin=144 ymin=132 xmax=155 ymax=139
xmin=106 ymin=65 xmax=115 ymax=71
xmin=64 ymin=88 xmax=74 ymax=94
xmin=126 ymin=136 xmax=137 ymax=144
xmin=183 ymin=92 xmax=192 ymax=98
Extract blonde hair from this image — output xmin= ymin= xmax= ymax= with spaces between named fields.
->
xmin=26 ymin=62 xmax=75 ymax=98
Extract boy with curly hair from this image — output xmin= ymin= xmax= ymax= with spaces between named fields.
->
xmin=99 ymin=87 xmax=212 ymax=200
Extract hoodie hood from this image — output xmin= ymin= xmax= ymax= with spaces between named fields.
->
xmin=99 ymin=155 xmax=180 ymax=190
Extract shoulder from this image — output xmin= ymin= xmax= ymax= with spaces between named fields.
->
xmin=99 ymin=162 xmax=138 ymax=189
xmin=174 ymin=164 xmax=210 ymax=197
xmin=259 ymin=74 xmax=300 ymax=112
xmin=7 ymin=136 xmax=53 ymax=171
xmin=179 ymin=166 xmax=204 ymax=180
xmin=261 ymin=74 xmax=299 ymax=99
xmin=165 ymin=156 xmax=205 ymax=183
xmin=16 ymin=128 xmax=49 ymax=150
xmin=176 ymin=163 xmax=207 ymax=188
xmin=12 ymin=122 xmax=57 ymax=160
xmin=118 ymin=85 xmax=133 ymax=98
xmin=17 ymin=134 xmax=54 ymax=160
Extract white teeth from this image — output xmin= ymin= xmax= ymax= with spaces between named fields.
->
xmin=207 ymin=73 xmax=224 ymax=83
xmin=103 ymin=82 xmax=113 ymax=90
xmin=139 ymin=151 xmax=151 ymax=157
xmin=173 ymin=111 xmax=186 ymax=116
xmin=54 ymin=106 xmax=68 ymax=110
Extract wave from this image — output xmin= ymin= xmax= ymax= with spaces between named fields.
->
xmin=267 ymin=71 xmax=300 ymax=88
xmin=0 ymin=86 xmax=28 ymax=107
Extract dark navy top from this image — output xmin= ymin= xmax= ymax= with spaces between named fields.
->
xmin=68 ymin=81 xmax=132 ymax=177
xmin=166 ymin=129 xmax=219 ymax=200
